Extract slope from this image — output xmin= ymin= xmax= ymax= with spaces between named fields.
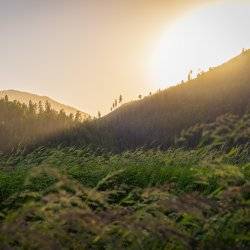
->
xmin=0 ymin=89 xmax=89 ymax=119
xmin=95 ymin=50 xmax=250 ymax=150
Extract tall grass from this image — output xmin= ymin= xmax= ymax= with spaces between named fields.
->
xmin=0 ymin=146 xmax=249 ymax=249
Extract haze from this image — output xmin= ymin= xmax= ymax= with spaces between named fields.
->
xmin=0 ymin=0 xmax=249 ymax=115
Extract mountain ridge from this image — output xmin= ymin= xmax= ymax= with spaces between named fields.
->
xmin=0 ymin=89 xmax=89 ymax=119
xmin=52 ymin=49 xmax=250 ymax=151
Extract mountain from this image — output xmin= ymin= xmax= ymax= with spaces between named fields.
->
xmin=1 ymin=50 xmax=249 ymax=153
xmin=0 ymin=89 xmax=89 ymax=119
xmin=100 ymin=50 xmax=250 ymax=149
xmin=0 ymin=96 xmax=84 ymax=153
xmin=52 ymin=50 xmax=250 ymax=151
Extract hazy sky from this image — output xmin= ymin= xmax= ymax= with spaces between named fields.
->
xmin=0 ymin=0 xmax=249 ymax=115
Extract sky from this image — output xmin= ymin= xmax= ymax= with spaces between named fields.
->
xmin=0 ymin=0 xmax=249 ymax=115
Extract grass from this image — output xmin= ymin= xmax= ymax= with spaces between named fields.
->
xmin=0 ymin=146 xmax=249 ymax=249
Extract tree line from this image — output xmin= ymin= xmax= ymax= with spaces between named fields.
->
xmin=0 ymin=95 xmax=82 ymax=153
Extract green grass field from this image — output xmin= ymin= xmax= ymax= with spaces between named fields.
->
xmin=0 ymin=146 xmax=249 ymax=249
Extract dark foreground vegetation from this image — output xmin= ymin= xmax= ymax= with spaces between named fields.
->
xmin=0 ymin=146 xmax=249 ymax=249
xmin=176 ymin=112 xmax=250 ymax=150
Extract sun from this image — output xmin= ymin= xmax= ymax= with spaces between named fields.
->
xmin=150 ymin=0 xmax=250 ymax=89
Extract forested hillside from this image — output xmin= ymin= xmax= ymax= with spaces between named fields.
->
xmin=101 ymin=50 xmax=250 ymax=150
xmin=0 ymin=96 xmax=82 ymax=153
xmin=48 ymin=50 xmax=250 ymax=152
xmin=0 ymin=51 xmax=249 ymax=154
xmin=0 ymin=90 xmax=89 ymax=118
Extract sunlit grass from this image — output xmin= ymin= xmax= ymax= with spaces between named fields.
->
xmin=0 ymin=146 xmax=249 ymax=249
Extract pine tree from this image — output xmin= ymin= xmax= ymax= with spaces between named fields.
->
xmin=45 ymin=100 xmax=51 ymax=113
xmin=28 ymin=100 xmax=36 ymax=114
xmin=119 ymin=95 xmax=123 ymax=103
xmin=75 ymin=111 xmax=81 ymax=122
xmin=188 ymin=70 xmax=193 ymax=81
xmin=38 ymin=101 xmax=43 ymax=114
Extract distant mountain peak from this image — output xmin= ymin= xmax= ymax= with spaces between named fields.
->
xmin=0 ymin=90 xmax=89 ymax=119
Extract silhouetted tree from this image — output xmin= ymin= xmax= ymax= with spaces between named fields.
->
xmin=138 ymin=95 xmax=142 ymax=100
xmin=28 ymin=100 xmax=36 ymax=114
xmin=97 ymin=111 xmax=101 ymax=119
xmin=59 ymin=109 xmax=67 ymax=120
xmin=38 ymin=101 xmax=43 ymax=113
xmin=119 ymin=95 xmax=123 ymax=103
xmin=45 ymin=100 xmax=51 ymax=113
xmin=188 ymin=70 xmax=193 ymax=81
xmin=75 ymin=111 xmax=81 ymax=122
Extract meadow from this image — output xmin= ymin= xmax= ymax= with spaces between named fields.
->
xmin=0 ymin=146 xmax=249 ymax=249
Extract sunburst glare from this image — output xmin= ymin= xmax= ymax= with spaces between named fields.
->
xmin=150 ymin=1 xmax=250 ymax=89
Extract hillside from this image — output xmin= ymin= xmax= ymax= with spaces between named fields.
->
xmin=0 ymin=90 xmax=89 ymax=119
xmin=51 ymin=50 xmax=250 ymax=151
xmin=0 ymin=52 xmax=249 ymax=249
xmin=0 ymin=97 xmax=82 ymax=153
xmin=103 ymin=50 xmax=250 ymax=149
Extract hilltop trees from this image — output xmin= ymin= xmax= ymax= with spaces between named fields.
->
xmin=75 ymin=111 xmax=82 ymax=122
xmin=0 ymin=96 xmax=82 ymax=153
xmin=110 ymin=94 xmax=123 ymax=112
xmin=119 ymin=95 xmax=123 ymax=103
xmin=38 ymin=100 xmax=43 ymax=113
xmin=188 ymin=70 xmax=193 ymax=81
xmin=28 ymin=100 xmax=36 ymax=114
